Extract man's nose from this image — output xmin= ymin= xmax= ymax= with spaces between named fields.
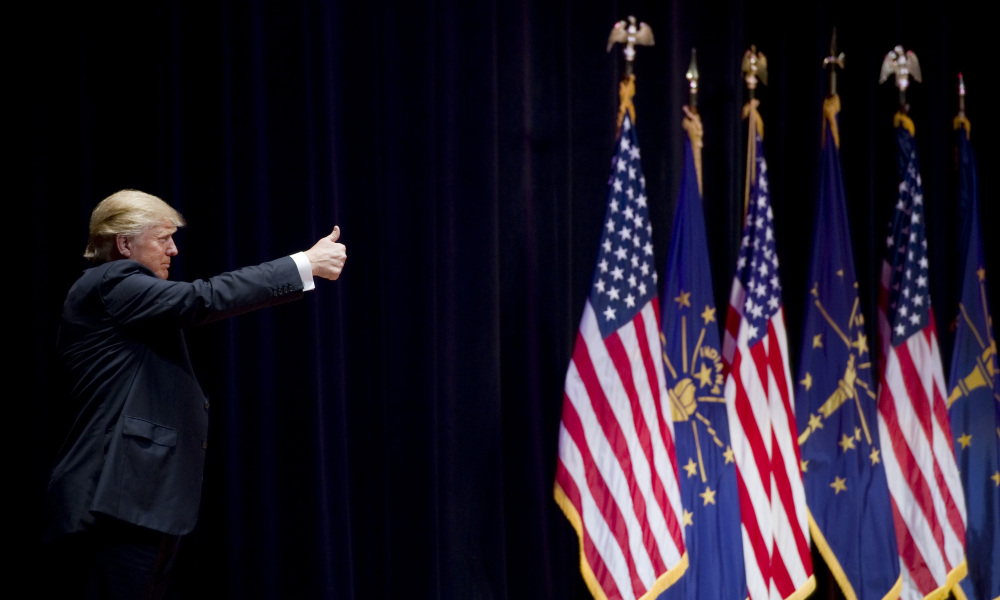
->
xmin=166 ymin=238 xmax=179 ymax=256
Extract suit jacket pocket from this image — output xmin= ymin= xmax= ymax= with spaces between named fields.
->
xmin=93 ymin=416 xmax=182 ymax=529
xmin=121 ymin=416 xmax=178 ymax=448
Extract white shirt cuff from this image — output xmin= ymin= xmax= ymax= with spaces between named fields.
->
xmin=290 ymin=252 xmax=315 ymax=292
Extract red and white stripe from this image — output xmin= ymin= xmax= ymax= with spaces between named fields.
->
xmin=555 ymin=298 xmax=687 ymax=600
xmin=876 ymin=262 xmax=967 ymax=600
xmin=723 ymin=279 xmax=814 ymax=600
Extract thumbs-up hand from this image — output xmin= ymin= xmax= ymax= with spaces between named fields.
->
xmin=304 ymin=226 xmax=347 ymax=280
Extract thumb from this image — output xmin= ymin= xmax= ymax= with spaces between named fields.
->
xmin=329 ymin=225 xmax=340 ymax=242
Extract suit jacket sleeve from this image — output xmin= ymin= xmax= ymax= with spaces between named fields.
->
xmin=100 ymin=257 xmax=304 ymax=328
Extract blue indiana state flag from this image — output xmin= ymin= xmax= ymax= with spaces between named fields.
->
xmin=948 ymin=117 xmax=1000 ymax=600
xmin=793 ymin=96 xmax=902 ymax=600
xmin=657 ymin=113 xmax=745 ymax=600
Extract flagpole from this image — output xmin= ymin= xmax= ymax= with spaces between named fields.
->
xmin=879 ymin=45 xmax=922 ymax=132
xmin=822 ymin=29 xmax=845 ymax=149
xmin=686 ymin=48 xmax=699 ymax=114
xmin=953 ymin=73 xmax=970 ymax=136
xmin=684 ymin=49 xmax=704 ymax=195
xmin=824 ymin=28 xmax=844 ymax=99
xmin=607 ymin=15 xmax=654 ymax=135
xmin=821 ymin=32 xmax=873 ymax=443
xmin=741 ymin=46 xmax=766 ymax=215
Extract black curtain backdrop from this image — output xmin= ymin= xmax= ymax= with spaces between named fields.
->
xmin=16 ymin=1 xmax=998 ymax=598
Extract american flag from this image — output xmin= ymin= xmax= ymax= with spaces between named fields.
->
xmin=555 ymin=110 xmax=687 ymax=600
xmin=722 ymin=121 xmax=814 ymax=600
xmin=876 ymin=118 xmax=967 ymax=600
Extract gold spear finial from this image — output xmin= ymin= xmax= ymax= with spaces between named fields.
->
xmin=686 ymin=48 xmax=700 ymax=113
xmin=958 ymin=72 xmax=967 ymax=117
xmin=683 ymin=48 xmax=704 ymax=194
xmin=954 ymin=73 xmax=970 ymax=136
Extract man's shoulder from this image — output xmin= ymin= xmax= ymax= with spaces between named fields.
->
xmin=66 ymin=260 xmax=157 ymax=302
xmin=76 ymin=259 xmax=154 ymax=282
xmin=100 ymin=259 xmax=155 ymax=278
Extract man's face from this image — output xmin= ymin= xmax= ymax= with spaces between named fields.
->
xmin=121 ymin=219 xmax=179 ymax=279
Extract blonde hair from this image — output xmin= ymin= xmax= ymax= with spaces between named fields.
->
xmin=84 ymin=189 xmax=186 ymax=262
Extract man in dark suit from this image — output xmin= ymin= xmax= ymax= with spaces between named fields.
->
xmin=44 ymin=189 xmax=347 ymax=599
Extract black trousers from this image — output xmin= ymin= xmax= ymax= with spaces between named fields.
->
xmin=43 ymin=518 xmax=182 ymax=600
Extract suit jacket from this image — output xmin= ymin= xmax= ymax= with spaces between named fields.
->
xmin=46 ymin=257 xmax=304 ymax=539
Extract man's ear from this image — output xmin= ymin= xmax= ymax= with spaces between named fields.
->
xmin=115 ymin=234 xmax=132 ymax=258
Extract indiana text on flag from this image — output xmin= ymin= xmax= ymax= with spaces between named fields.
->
xmin=794 ymin=95 xmax=901 ymax=600
xmin=722 ymin=101 xmax=815 ymax=600
xmin=875 ymin=112 xmax=967 ymax=600
xmin=658 ymin=109 xmax=745 ymax=600
xmin=947 ymin=114 xmax=999 ymax=600
xmin=555 ymin=75 xmax=687 ymax=600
